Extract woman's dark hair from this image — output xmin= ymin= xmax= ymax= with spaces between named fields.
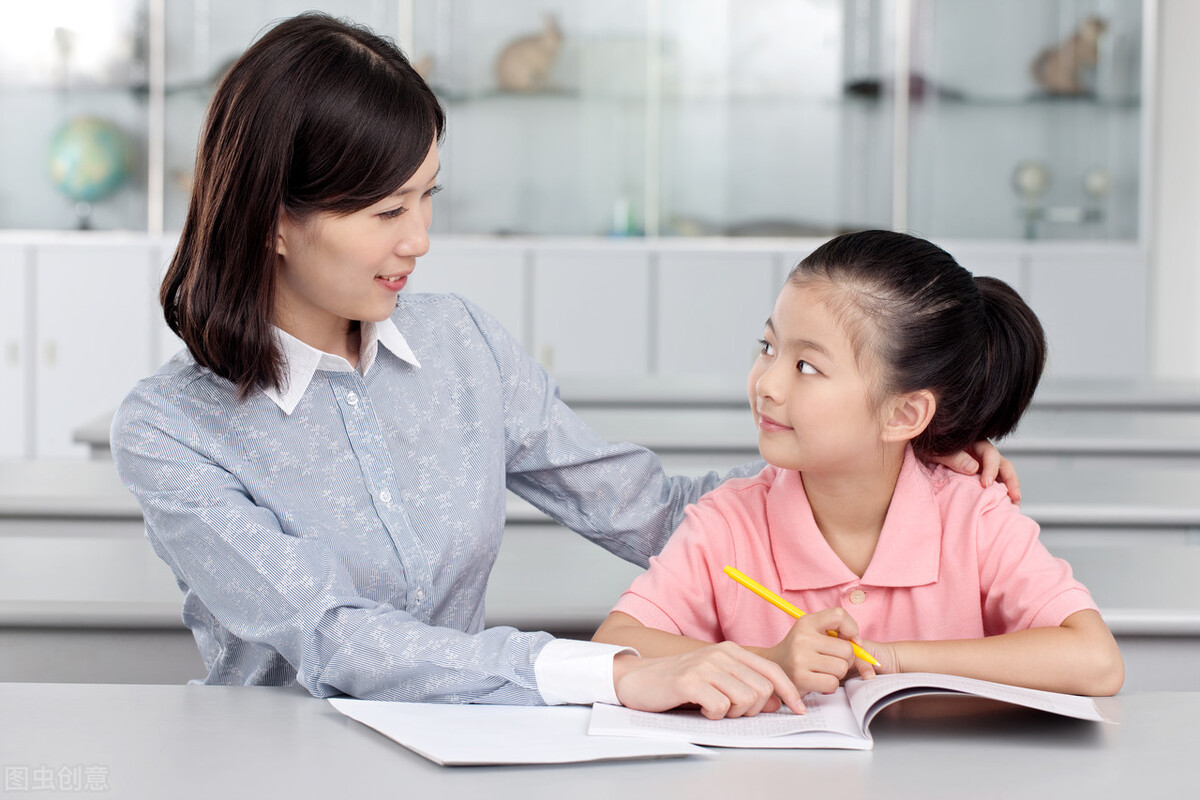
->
xmin=161 ymin=13 xmax=445 ymax=398
xmin=789 ymin=229 xmax=1046 ymax=458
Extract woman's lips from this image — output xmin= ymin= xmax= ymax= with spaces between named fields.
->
xmin=376 ymin=273 xmax=408 ymax=292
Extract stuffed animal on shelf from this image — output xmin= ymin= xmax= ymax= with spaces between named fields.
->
xmin=1031 ymin=16 xmax=1107 ymax=95
xmin=495 ymin=14 xmax=563 ymax=92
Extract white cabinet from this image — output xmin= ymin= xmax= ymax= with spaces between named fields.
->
xmin=30 ymin=240 xmax=161 ymax=458
xmin=1029 ymin=246 xmax=1146 ymax=378
xmin=532 ymin=247 xmax=652 ymax=375
xmin=406 ymin=240 xmax=529 ymax=349
xmin=0 ymin=245 xmax=29 ymax=459
xmin=656 ymin=248 xmax=782 ymax=381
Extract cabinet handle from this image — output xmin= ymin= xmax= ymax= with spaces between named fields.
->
xmin=43 ymin=341 xmax=57 ymax=366
xmin=4 ymin=341 xmax=17 ymax=366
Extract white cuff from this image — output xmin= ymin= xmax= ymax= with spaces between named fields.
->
xmin=534 ymin=638 xmax=638 ymax=706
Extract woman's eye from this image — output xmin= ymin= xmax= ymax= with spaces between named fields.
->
xmin=797 ymin=360 xmax=819 ymax=375
xmin=758 ymin=339 xmax=774 ymax=357
xmin=426 ymin=184 xmax=443 ymax=199
xmin=378 ymin=206 xmax=405 ymax=220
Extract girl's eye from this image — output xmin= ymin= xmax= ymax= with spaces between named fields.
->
xmin=378 ymin=206 xmax=405 ymax=220
xmin=797 ymin=360 xmax=819 ymax=375
xmin=758 ymin=339 xmax=774 ymax=357
xmin=426 ymin=184 xmax=443 ymax=199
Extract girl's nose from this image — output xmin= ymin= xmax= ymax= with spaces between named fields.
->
xmin=754 ymin=360 xmax=785 ymax=403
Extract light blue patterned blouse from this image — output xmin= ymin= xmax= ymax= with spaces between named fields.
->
xmin=111 ymin=293 xmax=741 ymax=704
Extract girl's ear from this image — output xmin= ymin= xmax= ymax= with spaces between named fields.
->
xmin=881 ymin=390 xmax=936 ymax=443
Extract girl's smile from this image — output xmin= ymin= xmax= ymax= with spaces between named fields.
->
xmin=756 ymin=411 xmax=793 ymax=433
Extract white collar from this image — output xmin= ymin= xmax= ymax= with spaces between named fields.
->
xmin=262 ymin=317 xmax=421 ymax=414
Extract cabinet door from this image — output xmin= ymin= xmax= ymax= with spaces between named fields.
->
xmin=406 ymin=241 xmax=529 ymax=350
xmin=0 ymin=245 xmax=29 ymax=458
xmin=656 ymin=250 xmax=778 ymax=382
xmin=532 ymin=248 xmax=651 ymax=376
xmin=34 ymin=242 xmax=159 ymax=458
xmin=1028 ymin=247 xmax=1146 ymax=379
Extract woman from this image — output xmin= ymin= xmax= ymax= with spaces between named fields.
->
xmin=113 ymin=13 xmax=1014 ymax=716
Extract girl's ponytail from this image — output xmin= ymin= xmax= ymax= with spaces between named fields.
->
xmin=971 ymin=276 xmax=1046 ymax=444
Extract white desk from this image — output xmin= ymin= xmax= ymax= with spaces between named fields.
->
xmin=0 ymin=682 xmax=1189 ymax=799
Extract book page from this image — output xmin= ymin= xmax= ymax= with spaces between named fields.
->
xmin=588 ymin=690 xmax=872 ymax=749
xmin=842 ymin=673 xmax=1109 ymax=728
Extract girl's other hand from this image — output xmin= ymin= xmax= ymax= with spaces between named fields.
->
xmin=758 ymin=607 xmax=858 ymax=695
xmin=929 ymin=440 xmax=1021 ymax=504
xmin=612 ymin=642 xmax=805 ymax=720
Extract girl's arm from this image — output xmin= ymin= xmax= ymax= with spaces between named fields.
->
xmin=857 ymin=609 xmax=1124 ymax=696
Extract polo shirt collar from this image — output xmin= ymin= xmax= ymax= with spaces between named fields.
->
xmin=767 ymin=447 xmax=942 ymax=590
xmin=262 ymin=317 xmax=421 ymax=415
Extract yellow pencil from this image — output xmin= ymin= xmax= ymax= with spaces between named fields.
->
xmin=723 ymin=565 xmax=881 ymax=667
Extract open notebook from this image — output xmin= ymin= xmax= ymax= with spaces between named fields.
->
xmin=588 ymin=672 xmax=1112 ymax=750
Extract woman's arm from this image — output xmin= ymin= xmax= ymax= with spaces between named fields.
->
xmin=596 ymin=612 xmax=808 ymax=718
xmin=112 ymin=382 xmax=559 ymax=705
xmin=857 ymin=610 xmax=1124 ymax=696
xmin=596 ymin=610 xmax=856 ymax=697
xmin=611 ymin=644 xmax=806 ymax=719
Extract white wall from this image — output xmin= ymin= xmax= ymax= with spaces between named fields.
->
xmin=1150 ymin=0 xmax=1200 ymax=379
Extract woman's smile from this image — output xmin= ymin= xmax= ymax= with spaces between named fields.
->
xmin=375 ymin=272 xmax=410 ymax=292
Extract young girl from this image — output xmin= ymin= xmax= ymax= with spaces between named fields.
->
xmin=595 ymin=230 xmax=1124 ymax=699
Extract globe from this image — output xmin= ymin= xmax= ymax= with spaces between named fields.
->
xmin=47 ymin=116 xmax=133 ymax=204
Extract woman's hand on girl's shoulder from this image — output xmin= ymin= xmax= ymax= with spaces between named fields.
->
xmin=929 ymin=440 xmax=1021 ymax=504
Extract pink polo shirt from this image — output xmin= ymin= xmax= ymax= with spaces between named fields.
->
xmin=612 ymin=448 xmax=1097 ymax=648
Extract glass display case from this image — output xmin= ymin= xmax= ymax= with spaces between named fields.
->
xmin=0 ymin=0 xmax=150 ymax=231
xmin=0 ymin=0 xmax=1150 ymax=240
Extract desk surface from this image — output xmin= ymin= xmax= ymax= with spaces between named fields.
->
xmin=0 ymin=683 xmax=1188 ymax=799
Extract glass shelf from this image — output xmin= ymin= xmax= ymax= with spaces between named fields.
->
xmin=0 ymin=0 xmax=1149 ymax=242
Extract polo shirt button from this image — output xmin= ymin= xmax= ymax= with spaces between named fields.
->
xmin=849 ymin=589 xmax=867 ymax=605
xmin=345 ymin=391 xmax=359 ymax=406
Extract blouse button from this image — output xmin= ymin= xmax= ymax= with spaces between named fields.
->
xmin=379 ymin=489 xmax=392 ymax=503
xmin=849 ymin=589 xmax=867 ymax=605
xmin=345 ymin=391 xmax=359 ymax=406
xmin=413 ymin=588 xmax=425 ymax=603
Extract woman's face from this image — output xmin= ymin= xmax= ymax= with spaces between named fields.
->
xmin=273 ymin=138 xmax=440 ymax=353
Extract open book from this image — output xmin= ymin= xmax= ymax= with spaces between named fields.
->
xmin=589 ymin=672 xmax=1112 ymax=751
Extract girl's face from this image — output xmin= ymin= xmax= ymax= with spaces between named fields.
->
xmin=273 ymin=138 xmax=440 ymax=353
xmin=747 ymin=281 xmax=889 ymax=475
